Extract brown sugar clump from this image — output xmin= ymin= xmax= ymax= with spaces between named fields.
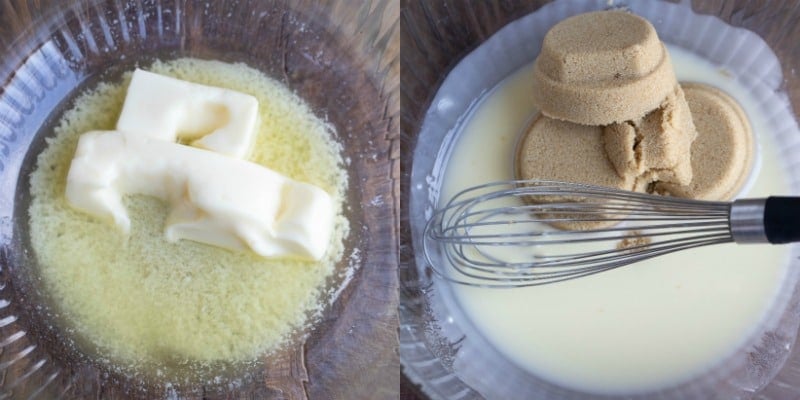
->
xmin=517 ymin=11 xmax=753 ymax=230
xmin=654 ymin=83 xmax=753 ymax=200
xmin=532 ymin=11 xmax=677 ymax=125
xmin=517 ymin=116 xmax=633 ymax=191
xmin=525 ymin=11 xmax=697 ymax=197
xmin=516 ymin=115 xmax=633 ymax=229
xmin=617 ymin=230 xmax=652 ymax=251
xmin=603 ymin=85 xmax=697 ymax=191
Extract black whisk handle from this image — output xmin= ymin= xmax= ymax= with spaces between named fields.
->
xmin=764 ymin=196 xmax=800 ymax=244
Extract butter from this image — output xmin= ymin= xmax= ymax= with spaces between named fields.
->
xmin=116 ymin=69 xmax=259 ymax=158
xmin=65 ymin=70 xmax=334 ymax=260
xmin=66 ymin=131 xmax=334 ymax=260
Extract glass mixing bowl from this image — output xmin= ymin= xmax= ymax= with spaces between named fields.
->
xmin=0 ymin=0 xmax=399 ymax=398
xmin=401 ymin=1 xmax=800 ymax=399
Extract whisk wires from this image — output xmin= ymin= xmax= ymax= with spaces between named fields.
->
xmin=424 ymin=180 xmax=733 ymax=288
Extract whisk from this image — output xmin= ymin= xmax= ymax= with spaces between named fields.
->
xmin=423 ymin=180 xmax=800 ymax=288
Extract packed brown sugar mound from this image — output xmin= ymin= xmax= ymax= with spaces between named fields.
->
xmin=531 ymin=11 xmax=677 ymax=126
xmin=603 ymin=84 xmax=697 ymax=192
xmin=523 ymin=10 xmax=697 ymax=193
xmin=517 ymin=10 xmax=753 ymax=229
xmin=517 ymin=116 xmax=632 ymax=191
xmin=655 ymin=83 xmax=753 ymax=200
xmin=516 ymin=116 xmax=631 ymax=230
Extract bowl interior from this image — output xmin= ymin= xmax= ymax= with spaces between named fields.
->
xmin=400 ymin=1 xmax=800 ymax=399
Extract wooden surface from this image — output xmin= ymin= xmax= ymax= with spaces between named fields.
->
xmin=401 ymin=372 xmax=428 ymax=400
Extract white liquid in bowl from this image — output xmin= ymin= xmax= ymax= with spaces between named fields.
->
xmin=439 ymin=45 xmax=791 ymax=394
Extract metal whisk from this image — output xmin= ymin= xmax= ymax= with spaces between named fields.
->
xmin=423 ymin=180 xmax=800 ymax=288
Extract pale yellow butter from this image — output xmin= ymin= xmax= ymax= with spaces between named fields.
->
xmin=65 ymin=70 xmax=334 ymax=260
xmin=117 ymin=69 xmax=259 ymax=158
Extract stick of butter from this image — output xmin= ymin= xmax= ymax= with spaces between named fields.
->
xmin=117 ymin=69 xmax=259 ymax=158
xmin=64 ymin=71 xmax=334 ymax=261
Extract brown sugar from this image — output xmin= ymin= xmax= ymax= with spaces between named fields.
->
xmin=532 ymin=11 xmax=677 ymax=125
xmin=655 ymin=83 xmax=753 ymax=200
xmin=516 ymin=116 xmax=633 ymax=191
xmin=603 ymin=84 xmax=697 ymax=191
xmin=523 ymin=11 xmax=697 ymax=196
xmin=516 ymin=115 xmax=632 ymax=230
xmin=617 ymin=231 xmax=652 ymax=251
xmin=517 ymin=11 xmax=753 ymax=230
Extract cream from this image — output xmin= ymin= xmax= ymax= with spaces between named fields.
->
xmin=439 ymin=45 xmax=790 ymax=394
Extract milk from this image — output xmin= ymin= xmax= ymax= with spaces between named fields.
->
xmin=439 ymin=45 xmax=791 ymax=394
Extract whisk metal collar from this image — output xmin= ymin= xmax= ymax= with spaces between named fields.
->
xmin=730 ymin=198 xmax=768 ymax=244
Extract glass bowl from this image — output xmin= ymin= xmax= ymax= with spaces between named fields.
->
xmin=400 ymin=1 xmax=800 ymax=399
xmin=0 ymin=0 xmax=399 ymax=398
